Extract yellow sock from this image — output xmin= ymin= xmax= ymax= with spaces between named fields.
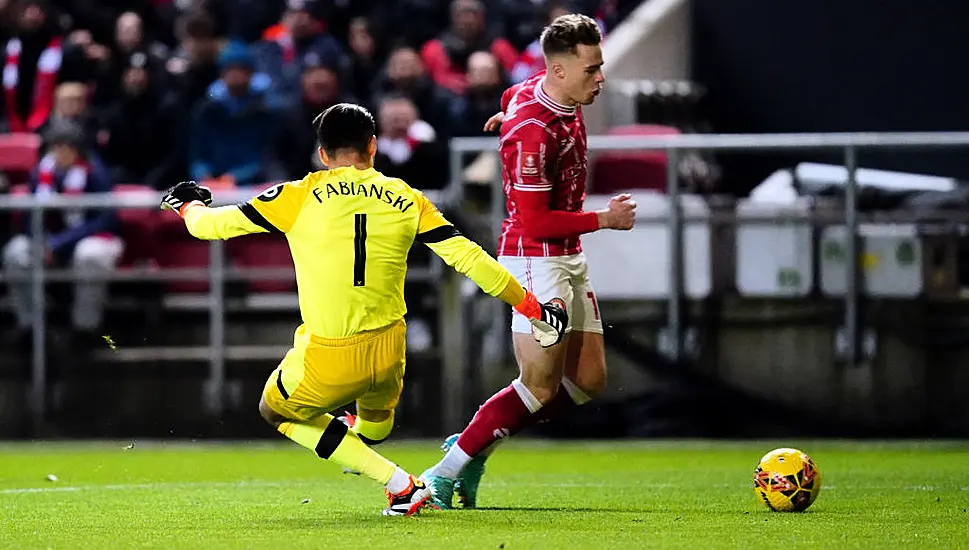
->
xmin=353 ymin=411 xmax=394 ymax=445
xmin=277 ymin=414 xmax=397 ymax=485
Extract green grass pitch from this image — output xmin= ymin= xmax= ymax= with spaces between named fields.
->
xmin=1 ymin=440 xmax=968 ymax=549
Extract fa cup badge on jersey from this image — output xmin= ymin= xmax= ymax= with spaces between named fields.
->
xmin=521 ymin=152 xmax=540 ymax=176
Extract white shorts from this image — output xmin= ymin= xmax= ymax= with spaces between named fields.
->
xmin=500 ymin=253 xmax=603 ymax=335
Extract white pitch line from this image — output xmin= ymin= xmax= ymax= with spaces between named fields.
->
xmin=0 ymin=480 xmax=294 ymax=495
xmin=0 ymin=481 xmax=623 ymax=495
xmin=2 ymin=486 xmax=82 ymax=494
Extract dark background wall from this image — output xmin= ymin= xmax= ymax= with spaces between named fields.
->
xmin=692 ymin=0 xmax=969 ymax=195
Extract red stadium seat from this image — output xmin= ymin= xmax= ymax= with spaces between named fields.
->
xmin=113 ymin=184 xmax=161 ymax=268
xmin=227 ymin=234 xmax=296 ymax=293
xmin=9 ymin=184 xmax=161 ymax=268
xmin=0 ymin=133 xmax=41 ymax=186
xmin=154 ymin=214 xmax=212 ymax=293
xmin=590 ymin=125 xmax=681 ymax=195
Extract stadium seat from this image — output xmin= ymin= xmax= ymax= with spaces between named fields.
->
xmin=154 ymin=214 xmax=213 ymax=293
xmin=0 ymin=133 xmax=41 ymax=187
xmin=590 ymin=125 xmax=681 ymax=195
xmin=113 ymin=184 xmax=161 ymax=268
xmin=226 ymin=234 xmax=296 ymax=293
xmin=8 ymin=183 xmax=161 ymax=269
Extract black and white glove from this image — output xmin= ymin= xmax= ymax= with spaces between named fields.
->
xmin=160 ymin=181 xmax=213 ymax=215
xmin=515 ymin=293 xmax=569 ymax=348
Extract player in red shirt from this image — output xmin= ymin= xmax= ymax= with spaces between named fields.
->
xmin=422 ymin=13 xmax=636 ymax=509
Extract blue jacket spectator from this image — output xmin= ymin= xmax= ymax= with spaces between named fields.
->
xmin=21 ymin=124 xmax=118 ymax=261
xmin=3 ymin=121 xmax=124 ymax=338
xmin=189 ymin=41 xmax=281 ymax=186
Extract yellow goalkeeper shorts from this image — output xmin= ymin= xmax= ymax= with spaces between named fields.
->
xmin=262 ymin=319 xmax=407 ymax=421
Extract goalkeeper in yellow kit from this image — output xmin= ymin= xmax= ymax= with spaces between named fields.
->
xmin=159 ymin=103 xmax=567 ymax=516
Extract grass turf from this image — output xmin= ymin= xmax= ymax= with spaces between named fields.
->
xmin=1 ymin=440 xmax=968 ymax=549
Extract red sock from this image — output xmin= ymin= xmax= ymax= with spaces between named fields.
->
xmin=455 ymin=383 xmax=533 ymax=456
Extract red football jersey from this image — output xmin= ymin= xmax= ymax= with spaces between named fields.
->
xmin=497 ymin=72 xmax=599 ymax=257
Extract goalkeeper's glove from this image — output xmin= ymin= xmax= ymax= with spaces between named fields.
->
xmin=160 ymin=181 xmax=213 ymax=216
xmin=514 ymin=292 xmax=569 ymax=348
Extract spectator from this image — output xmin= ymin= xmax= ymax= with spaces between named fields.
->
xmin=60 ymin=0 xmax=151 ymax=47
xmin=2 ymin=121 xmax=121 ymax=347
xmin=253 ymin=0 xmax=350 ymax=108
xmin=495 ymin=0 xmax=545 ymax=51
xmin=496 ymin=0 xmax=599 ymax=51
xmin=114 ymin=11 xmax=169 ymax=61
xmin=269 ymin=61 xmax=349 ymax=181
xmin=371 ymin=45 xmax=454 ymax=137
xmin=163 ymin=10 xmax=224 ymax=184
xmin=374 ymin=94 xmax=448 ymax=190
xmin=40 ymin=82 xmax=99 ymax=149
xmin=87 ymin=11 xmax=170 ymax=108
xmin=62 ymin=29 xmax=110 ymax=103
xmin=419 ymin=0 xmax=517 ymax=95
xmin=189 ymin=41 xmax=280 ymax=187
xmin=166 ymin=10 xmax=223 ymax=112
xmin=147 ymin=0 xmax=180 ymax=48
xmin=98 ymin=52 xmax=179 ymax=189
xmin=302 ymin=0 xmax=381 ymax=47
xmin=448 ymin=51 xmax=506 ymax=137
xmin=510 ymin=2 xmax=572 ymax=83
xmin=0 ymin=0 xmax=19 ymax=42
xmin=369 ymin=0 xmax=490 ymax=52
xmin=1 ymin=0 xmax=85 ymax=134
xmin=346 ymin=16 xmax=384 ymax=107
xmin=203 ymin=0 xmax=287 ymax=44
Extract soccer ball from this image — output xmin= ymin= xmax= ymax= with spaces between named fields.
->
xmin=753 ymin=447 xmax=821 ymax=512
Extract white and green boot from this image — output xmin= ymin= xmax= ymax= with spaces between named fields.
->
xmin=420 ymin=468 xmax=455 ymax=510
xmin=442 ymin=434 xmax=487 ymax=509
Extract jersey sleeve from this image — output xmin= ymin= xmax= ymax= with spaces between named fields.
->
xmin=501 ymin=72 xmax=545 ymax=111
xmin=237 ymin=180 xmax=308 ymax=234
xmin=501 ymin=121 xmax=600 ymax=239
xmin=500 ymin=119 xmax=555 ymax=193
xmin=182 ymin=204 xmax=266 ymax=240
xmin=415 ymin=191 xmax=526 ymax=307
xmin=182 ymin=180 xmax=308 ymax=240
xmin=500 ymin=83 xmax=521 ymax=112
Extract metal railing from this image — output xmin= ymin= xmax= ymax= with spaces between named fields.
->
xmin=443 ymin=132 xmax=969 ymax=430
xmin=6 ymin=132 xmax=969 ymax=434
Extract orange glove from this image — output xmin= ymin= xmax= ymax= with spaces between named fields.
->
xmin=513 ymin=291 xmax=543 ymax=320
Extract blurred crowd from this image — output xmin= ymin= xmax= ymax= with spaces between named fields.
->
xmin=0 ymin=0 xmax=637 ymax=192
xmin=0 ymin=0 xmax=638 ymax=345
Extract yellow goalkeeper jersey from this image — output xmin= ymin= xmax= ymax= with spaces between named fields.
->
xmin=181 ymin=166 xmax=525 ymax=338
